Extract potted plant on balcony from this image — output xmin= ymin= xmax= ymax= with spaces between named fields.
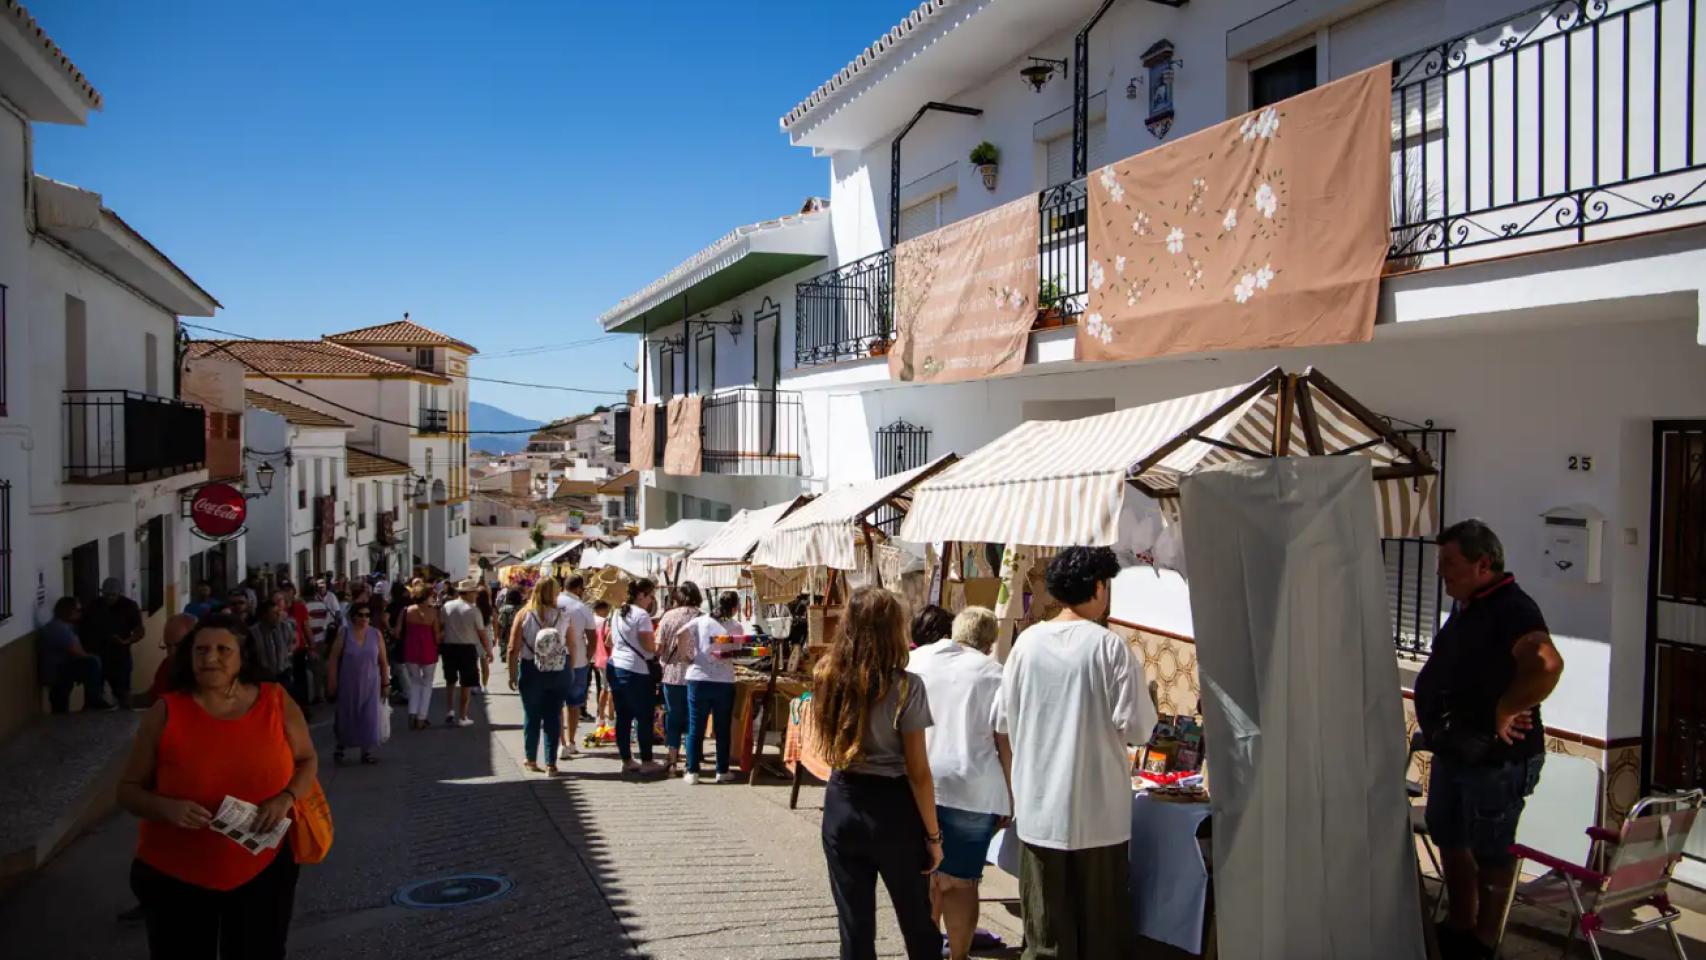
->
xmin=1034 ymin=280 xmax=1067 ymax=329
xmin=969 ymin=141 xmax=1000 ymax=191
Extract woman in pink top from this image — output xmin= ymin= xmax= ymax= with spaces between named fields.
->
xmin=592 ymin=600 xmax=613 ymax=724
xmin=401 ymin=585 xmax=442 ymax=729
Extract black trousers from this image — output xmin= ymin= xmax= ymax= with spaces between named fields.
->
xmin=1017 ymin=840 xmax=1134 ymax=960
xmin=821 ymin=771 xmax=941 ymax=960
xmin=130 ymin=849 xmax=299 ymax=960
xmin=102 ymin=644 xmax=133 ymax=706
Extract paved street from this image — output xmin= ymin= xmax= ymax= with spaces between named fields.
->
xmin=0 ymin=683 xmax=1024 ymax=960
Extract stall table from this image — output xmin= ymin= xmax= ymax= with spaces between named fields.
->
xmin=988 ymin=792 xmax=1215 ymax=957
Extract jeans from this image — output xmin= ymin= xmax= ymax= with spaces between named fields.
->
xmin=821 ymin=771 xmax=941 ymax=960
xmin=102 ymin=645 xmax=133 ymax=707
xmin=1425 ymin=753 xmax=1545 ymax=868
xmin=609 ymin=666 xmax=656 ymax=764
xmin=662 ymin=683 xmax=689 ymax=751
xmin=47 ymin=656 xmax=104 ymax=712
xmin=130 ymin=848 xmax=299 ymax=960
xmin=686 ymin=680 xmax=736 ymax=775
xmin=519 ymin=660 xmax=569 ymax=765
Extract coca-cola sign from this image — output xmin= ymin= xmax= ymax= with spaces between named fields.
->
xmin=191 ymin=483 xmax=246 ymax=538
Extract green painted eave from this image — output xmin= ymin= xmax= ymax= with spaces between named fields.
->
xmin=605 ymin=252 xmax=825 ymax=335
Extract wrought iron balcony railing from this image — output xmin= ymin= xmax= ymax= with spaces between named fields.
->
xmin=64 ymin=390 xmax=207 ymax=484
xmin=701 ymin=388 xmax=806 ymax=477
xmin=1390 ymin=0 xmax=1706 ymax=267
xmin=1038 ymin=179 xmax=1088 ymax=329
xmin=419 ymin=408 xmax=449 ymax=434
xmin=794 ymin=248 xmax=893 ymax=367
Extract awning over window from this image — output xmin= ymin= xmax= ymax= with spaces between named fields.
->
xmin=900 ymin=367 xmax=1437 ymax=551
xmin=680 ymin=498 xmax=809 ymax=590
xmin=752 ymin=454 xmax=959 ymax=571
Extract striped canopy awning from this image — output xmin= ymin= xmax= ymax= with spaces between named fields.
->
xmin=752 ymin=454 xmax=959 ymax=571
xmin=901 ymin=367 xmax=1436 ymax=550
xmin=679 ymin=498 xmax=808 ymax=589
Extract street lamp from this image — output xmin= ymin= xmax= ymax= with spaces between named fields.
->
xmin=252 ymin=461 xmax=276 ymax=498
xmin=413 ymin=476 xmax=428 ymax=501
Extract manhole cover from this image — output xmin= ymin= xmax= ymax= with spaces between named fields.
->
xmin=393 ymin=874 xmax=514 ymax=909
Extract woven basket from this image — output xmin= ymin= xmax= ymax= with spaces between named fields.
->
xmin=585 ymin=567 xmax=631 ymax=606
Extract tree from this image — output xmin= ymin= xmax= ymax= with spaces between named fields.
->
xmin=529 ymin=522 xmax=545 ymax=554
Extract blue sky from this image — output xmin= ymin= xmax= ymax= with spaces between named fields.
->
xmin=31 ymin=1 xmax=912 ymax=421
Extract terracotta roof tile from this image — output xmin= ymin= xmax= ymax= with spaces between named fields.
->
xmin=596 ymin=470 xmax=638 ymax=494
xmin=4 ymin=2 xmax=102 ymax=110
xmin=324 ymin=320 xmax=477 ymax=354
xmin=190 ymin=340 xmax=446 ymax=380
xmin=346 ymin=449 xmax=413 ymax=478
xmin=244 ymin=390 xmax=351 ymax=429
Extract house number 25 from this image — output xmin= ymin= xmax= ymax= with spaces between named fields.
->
xmin=1568 ymin=455 xmax=1593 ymax=472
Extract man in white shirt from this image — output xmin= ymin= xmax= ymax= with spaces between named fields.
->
xmin=907 ymin=606 xmax=1011 ymax=960
xmin=556 ymin=574 xmax=600 ymax=759
xmin=440 ymin=579 xmax=490 ymax=726
xmin=999 ymin=546 xmax=1158 ymax=960
xmin=301 ymin=582 xmax=337 ymax=703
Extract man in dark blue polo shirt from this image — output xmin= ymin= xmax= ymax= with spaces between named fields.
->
xmin=1415 ymin=519 xmax=1565 ymax=960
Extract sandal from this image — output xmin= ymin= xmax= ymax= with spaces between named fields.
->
xmin=545 ymin=766 xmax=561 ymax=777
xmin=360 ymin=753 xmax=378 ymax=765
xmin=523 ymin=761 xmax=542 ymax=773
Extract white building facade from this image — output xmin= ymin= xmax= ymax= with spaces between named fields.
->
xmin=606 ymin=0 xmax=1706 ymax=861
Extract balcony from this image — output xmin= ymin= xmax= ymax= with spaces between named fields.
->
xmin=701 ymin=388 xmax=805 ymax=476
xmin=794 ymin=248 xmax=892 ymax=367
xmin=793 ymin=0 xmax=1706 ymax=368
xmin=64 ymin=390 xmax=207 ymax=484
xmin=419 ymin=408 xmax=448 ymax=434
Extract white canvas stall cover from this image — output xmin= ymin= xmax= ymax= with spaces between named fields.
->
xmin=632 ymin=519 xmax=726 ymax=552
xmin=1180 ymin=458 xmax=1423 ymax=960
xmin=899 ymin=368 xmax=1437 ymax=561
xmin=751 ymin=454 xmax=957 ymax=571
xmin=899 ymin=383 xmax=1259 ymax=548
xmin=579 ymin=543 xmax=652 ymax=579
xmin=533 ymin=542 xmax=576 ymax=568
xmin=678 ymin=500 xmax=802 ymax=590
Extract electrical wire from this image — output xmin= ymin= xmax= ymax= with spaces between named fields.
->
xmin=179 ymin=323 xmax=630 ymax=397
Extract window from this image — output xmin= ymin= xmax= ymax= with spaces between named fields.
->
xmin=0 ymin=480 xmax=11 ymax=621
xmin=416 ymin=348 xmax=435 ymax=369
xmin=665 ymin=490 xmax=680 ymax=525
xmin=314 ymin=458 xmax=324 ymax=497
xmin=682 ymin=494 xmax=700 ymax=520
xmin=1251 ymin=47 xmax=1318 ymax=110
xmin=358 ymin=483 xmax=368 ymax=529
xmin=64 ymin=295 xmax=86 ymax=392
xmin=1044 ymin=121 xmax=1108 ymax=187
xmin=899 ymin=189 xmax=956 ymax=242
xmin=623 ymin=486 xmax=636 ymax=522
xmin=0 ymin=283 xmax=9 ymax=416
xmin=139 ymin=515 xmax=164 ymax=613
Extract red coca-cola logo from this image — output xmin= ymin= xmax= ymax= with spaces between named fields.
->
xmin=191 ymin=483 xmax=246 ymax=537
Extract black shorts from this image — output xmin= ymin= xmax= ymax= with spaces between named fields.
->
xmin=1425 ymin=754 xmax=1544 ymax=868
xmin=440 ymin=645 xmax=481 ymax=688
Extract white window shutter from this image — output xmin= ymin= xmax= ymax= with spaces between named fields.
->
xmin=1046 ymin=135 xmax=1072 ymax=188
xmin=1088 ymin=120 xmax=1109 ymax=173
xmin=899 ymin=194 xmax=943 ymax=242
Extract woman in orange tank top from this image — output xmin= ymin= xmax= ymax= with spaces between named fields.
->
xmin=118 ymin=612 xmax=317 ymax=960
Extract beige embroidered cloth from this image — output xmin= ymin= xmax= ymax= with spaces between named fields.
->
xmin=1080 ymin=64 xmax=1392 ymax=363
xmin=664 ymin=396 xmax=702 ymax=476
xmin=891 ymin=194 xmax=1040 ymax=383
xmin=630 ymin=403 xmax=657 ymax=472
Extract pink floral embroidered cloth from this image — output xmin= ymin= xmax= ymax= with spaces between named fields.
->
xmin=1080 ymin=64 xmax=1392 ymax=363
xmin=891 ymin=193 xmax=1040 ymax=383
xmin=629 ymin=403 xmax=657 ymax=472
xmin=664 ymin=396 xmax=702 ymax=477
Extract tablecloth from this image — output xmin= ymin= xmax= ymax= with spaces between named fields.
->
xmin=988 ymin=792 xmax=1212 ymax=954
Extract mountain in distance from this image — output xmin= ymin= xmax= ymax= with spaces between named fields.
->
xmin=468 ymin=401 xmax=543 ymax=455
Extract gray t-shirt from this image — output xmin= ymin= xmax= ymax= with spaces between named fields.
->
xmin=845 ymin=670 xmax=933 ymax=778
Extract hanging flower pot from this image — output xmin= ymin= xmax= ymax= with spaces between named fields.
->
xmin=968 ymin=141 xmax=1000 ymax=192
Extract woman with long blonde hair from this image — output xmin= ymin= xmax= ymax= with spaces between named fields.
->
xmin=507 ymin=576 xmax=570 ymax=775
xmin=811 ymin=586 xmax=943 ymax=960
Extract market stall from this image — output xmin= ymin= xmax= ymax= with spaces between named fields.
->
xmin=899 ymin=366 xmax=1436 ymax=958
xmin=746 ymin=454 xmax=958 ymax=793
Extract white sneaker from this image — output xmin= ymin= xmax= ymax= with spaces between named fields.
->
xmin=683 ymin=773 xmax=701 ymax=786
xmin=715 ymin=772 xmax=741 ymax=784
xmin=558 ymin=744 xmax=575 ymax=761
xmin=457 ymin=717 xmax=475 ymax=728
xmin=561 ymin=741 xmax=579 ymax=757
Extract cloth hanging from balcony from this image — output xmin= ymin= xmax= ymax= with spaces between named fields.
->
xmin=891 ymin=193 xmax=1040 ymax=384
xmin=1080 ymin=64 xmax=1391 ymax=365
xmin=751 ymin=454 xmax=958 ymax=571
xmin=679 ymin=499 xmax=807 ymax=590
xmin=629 ymin=403 xmax=658 ymax=472
xmin=664 ymin=396 xmax=702 ymax=476
xmin=899 ymin=367 xmax=1436 ymax=570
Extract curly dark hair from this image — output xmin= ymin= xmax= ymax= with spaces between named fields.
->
xmin=167 ymin=613 xmax=274 ymax=693
xmin=1045 ymin=546 xmax=1122 ymax=607
xmin=909 ymin=604 xmax=954 ymax=647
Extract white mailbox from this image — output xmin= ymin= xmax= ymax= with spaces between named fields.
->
xmin=1540 ymin=504 xmax=1605 ymax=584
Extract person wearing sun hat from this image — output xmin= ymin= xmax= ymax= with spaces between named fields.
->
xmin=439 ymin=578 xmax=491 ymax=727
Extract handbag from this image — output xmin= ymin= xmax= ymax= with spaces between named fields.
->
xmin=288 ymin=778 xmax=333 ymax=865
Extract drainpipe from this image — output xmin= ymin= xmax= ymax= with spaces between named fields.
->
xmin=889 ymin=102 xmax=984 ymax=249
xmin=1072 ymin=0 xmax=1122 ymax=179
